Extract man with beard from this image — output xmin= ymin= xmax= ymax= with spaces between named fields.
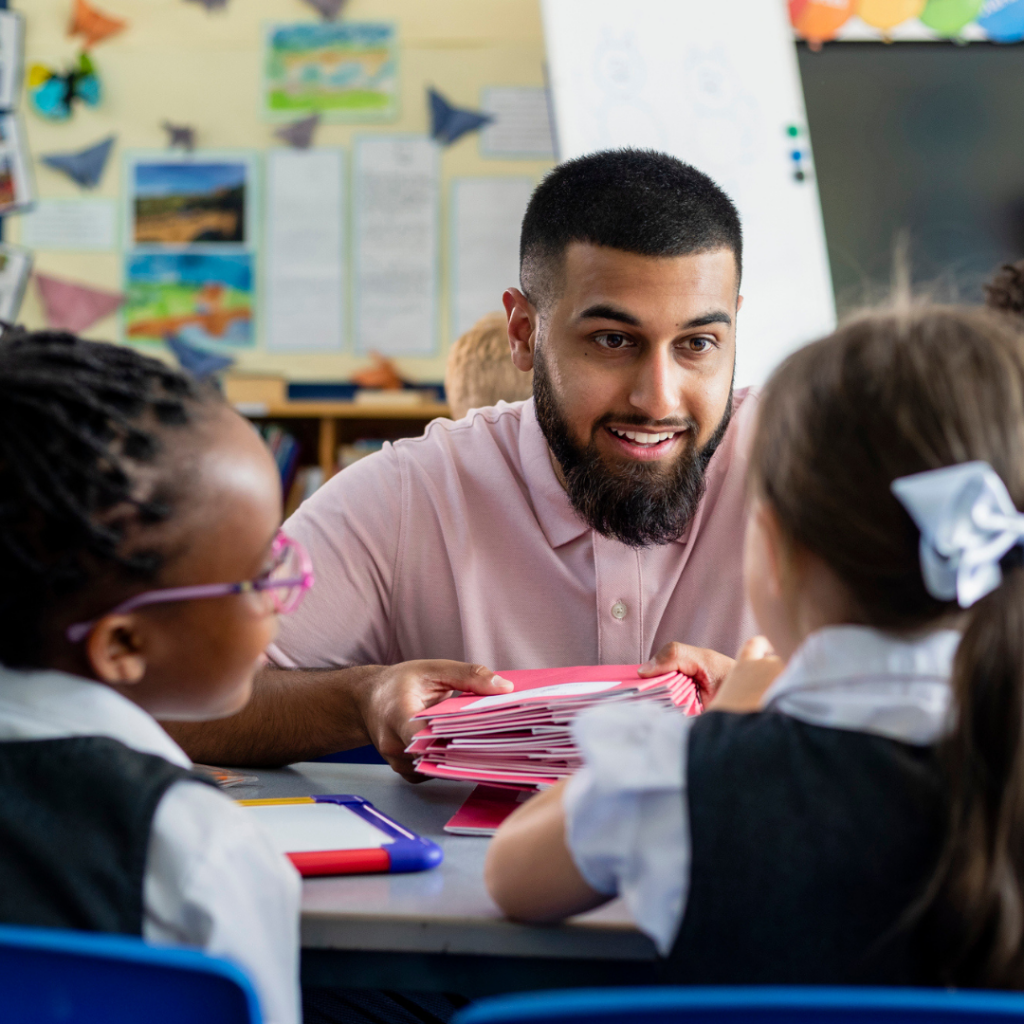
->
xmin=168 ymin=149 xmax=756 ymax=776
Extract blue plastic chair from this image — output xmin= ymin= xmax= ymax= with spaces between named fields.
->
xmin=454 ymin=987 xmax=1024 ymax=1024
xmin=0 ymin=923 xmax=262 ymax=1023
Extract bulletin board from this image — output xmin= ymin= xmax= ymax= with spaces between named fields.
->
xmin=10 ymin=0 xmax=555 ymax=383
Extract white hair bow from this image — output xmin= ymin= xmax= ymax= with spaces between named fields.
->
xmin=891 ymin=461 xmax=1024 ymax=609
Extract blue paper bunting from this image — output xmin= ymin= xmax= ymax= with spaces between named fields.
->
xmin=428 ymin=88 xmax=494 ymax=146
xmin=40 ymin=135 xmax=115 ymax=189
xmin=166 ymin=334 xmax=235 ymax=380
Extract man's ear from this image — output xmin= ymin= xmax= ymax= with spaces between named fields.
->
xmin=736 ymin=294 xmax=744 ymax=313
xmin=85 ymin=615 xmax=147 ymax=686
xmin=503 ymin=288 xmax=538 ymax=373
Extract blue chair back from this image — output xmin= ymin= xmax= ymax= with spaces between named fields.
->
xmin=455 ymin=987 xmax=1024 ymax=1024
xmin=0 ymin=923 xmax=262 ymax=1024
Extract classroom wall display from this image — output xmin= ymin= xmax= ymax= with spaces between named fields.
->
xmin=13 ymin=0 xmax=553 ymax=383
xmin=0 ymin=112 xmax=34 ymax=214
xmin=0 ymin=243 xmax=32 ymax=320
xmin=542 ymin=0 xmax=836 ymax=387
xmin=264 ymin=22 xmax=398 ymax=122
xmin=0 ymin=10 xmax=25 ymax=111
xmin=792 ymin=0 xmax=1024 ymax=42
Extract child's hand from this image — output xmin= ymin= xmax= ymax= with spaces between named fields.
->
xmin=639 ymin=642 xmax=736 ymax=701
xmin=707 ymin=636 xmax=784 ymax=713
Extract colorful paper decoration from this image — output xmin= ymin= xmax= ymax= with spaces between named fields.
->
xmin=789 ymin=0 xmax=855 ymax=48
xmin=274 ymin=113 xmax=320 ymax=149
xmin=857 ymin=0 xmax=926 ymax=29
xmin=28 ymin=53 xmax=101 ymax=121
xmin=35 ymin=273 xmax=124 ymax=334
xmin=920 ymin=0 xmax=985 ymax=33
xmin=300 ymin=0 xmax=348 ymax=18
xmin=166 ymin=334 xmax=235 ymax=379
xmin=184 ymin=0 xmax=229 ymax=10
xmin=40 ymin=135 xmax=115 ymax=189
xmin=428 ymin=88 xmax=494 ymax=146
xmin=68 ymin=0 xmax=127 ymax=49
xmin=162 ymin=121 xmax=196 ymax=151
xmin=978 ymin=0 xmax=1024 ymax=41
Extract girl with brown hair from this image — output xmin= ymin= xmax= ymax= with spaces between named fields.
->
xmin=485 ymin=303 xmax=1024 ymax=987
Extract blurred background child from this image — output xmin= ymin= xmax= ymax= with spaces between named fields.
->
xmin=486 ymin=304 xmax=1024 ymax=989
xmin=444 ymin=311 xmax=533 ymax=420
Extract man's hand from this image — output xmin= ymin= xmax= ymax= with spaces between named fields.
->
xmin=638 ymin=641 xmax=737 ymax=701
xmin=707 ymin=636 xmax=784 ymax=712
xmin=356 ymin=660 xmax=513 ymax=782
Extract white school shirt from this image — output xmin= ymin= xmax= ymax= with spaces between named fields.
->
xmin=563 ymin=625 xmax=960 ymax=954
xmin=0 ymin=667 xmax=301 ymax=1024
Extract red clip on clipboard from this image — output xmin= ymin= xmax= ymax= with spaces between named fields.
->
xmin=238 ymin=795 xmax=444 ymax=877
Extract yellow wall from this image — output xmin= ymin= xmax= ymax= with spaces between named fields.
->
xmin=13 ymin=0 xmax=552 ymax=381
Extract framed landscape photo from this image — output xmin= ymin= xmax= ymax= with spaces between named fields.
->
xmin=124 ymin=151 xmax=259 ymax=251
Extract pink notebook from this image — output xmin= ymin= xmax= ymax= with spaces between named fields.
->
xmin=444 ymin=785 xmax=534 ymax=836
xmin=410 ymin=664 xmax=702 ymax=788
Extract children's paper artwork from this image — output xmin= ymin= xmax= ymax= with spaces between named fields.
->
xmin=978 ymin=0 xmax=1024 ymax=40
xmin=40 ymin=135 xmax=115 ymax=189
xmin=264 ymin=22 xmax=397 ymax=121
xmin=301 ymin=0 xmax=349 ymax=18
xmin=161 ymin=121 xmax=196 ymax=152
xmin=124 ymin=252 xmax=254 ymax=347
xmin=856 ymin=0 xmax=926 ymax=29
xmin=166 ymin=334 xmax=236 ymax=378
xmin=789 ymin=0 xmax=855 ymax=47
xmin=919 ymin=0 xmax=984 ymax=34
xmin=28 ymin=52 xmax=101 ymax=121
xmin=274 ymin=112 xmax=320 ymax=148
xmin=68 ymin=0 xmax=127 ymax=49
xmin=35 ymin=272 xmax=123 ymax=333
xmin=0 ymin=114 xmax=34 ymax=214
xmin=429 ymin=88 xmax=494 ymax=146
xmin=130 ymin=159 xmax=249 ymax=246
xmin=0 ymin=11 xmax=25 ymax=112
xmin=0 ymin=244 xmax=33 ymax=321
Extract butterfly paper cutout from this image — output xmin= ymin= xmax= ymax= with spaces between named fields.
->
xmin=28 ymin=53 xmax=101 ymax=122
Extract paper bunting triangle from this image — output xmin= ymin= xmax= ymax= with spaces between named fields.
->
xmin=166 ymin=334 xmax=235 ymax=379
xmin=183 ymin=0 xmax=229 ymax=10
xmin=162 ymin=121 xmax=196 ymax=151
xmin=300 ymin=0 xmax=348 ymax=18
xmin=428 ymin=88 xmax=494 ymax=146
xmin=274 ymin=113 xmax=320 ymax=149
xmin=68 ymin=0 xmax=127 ymax=48
xmin=35 ymin=273 xmax=124 ymax=334
xmin=41 ymin=135 xmax=115 ymax=189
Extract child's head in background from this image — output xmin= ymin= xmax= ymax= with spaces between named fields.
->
xmin=746 ymin=304 xmax=1024 ymax=987
xmin=445 ymin=311 xmax=533 ymax=420
xmin=0 ymin=328 xmax=308 ymax=721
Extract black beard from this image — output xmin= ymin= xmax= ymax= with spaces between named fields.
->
xmin=533 ymin=350 xmax=733 ymax=548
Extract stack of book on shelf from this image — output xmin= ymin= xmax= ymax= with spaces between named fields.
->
xmin=259 ymin=424 xmax=300 ymax=492
xmin=409 ymin=664 xmax=702 ymax=791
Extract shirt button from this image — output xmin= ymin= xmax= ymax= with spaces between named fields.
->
xmin=611 ymin=600 xmax=628 ymax=620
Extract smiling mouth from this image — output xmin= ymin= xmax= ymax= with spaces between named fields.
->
xmin=604 ymin=424 xmax=689 ymax=459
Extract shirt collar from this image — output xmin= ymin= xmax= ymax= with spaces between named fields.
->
xmin=0 ymin=665 xmax=192 ymax=769
xmin=759 ymin=624 xmax=960 ymax=745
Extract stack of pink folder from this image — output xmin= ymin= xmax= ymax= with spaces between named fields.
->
xmin=408 ymin=664 xmax=703 ymax=789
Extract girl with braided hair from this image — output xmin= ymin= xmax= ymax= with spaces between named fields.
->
xmin=0 ymin=327 xmax=311 ymax=1024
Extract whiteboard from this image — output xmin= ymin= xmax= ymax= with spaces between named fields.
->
xmin=540 ymin=0 xmax=836 ymax=387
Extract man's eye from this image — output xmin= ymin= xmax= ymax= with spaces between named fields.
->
xmin=595 ymin=333 xmax=631 ymax=350
xmin=687 ymin=337 xmax=714 ymax=353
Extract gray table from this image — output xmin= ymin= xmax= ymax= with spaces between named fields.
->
xmin=241 ymin=762 xmax=660 ymax=996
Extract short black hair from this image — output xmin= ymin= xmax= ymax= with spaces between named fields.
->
xmin=0 ymin=328 xmax=217 ymax=667
xmin=520 ymin=149 xmax=742 ymax=308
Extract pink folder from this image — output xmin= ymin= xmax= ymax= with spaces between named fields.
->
xmin=410 ymin=664 xmax=702 ymax=788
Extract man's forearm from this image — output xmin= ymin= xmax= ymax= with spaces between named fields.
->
xmin=163 ymin=665 xmax=378 ymax=768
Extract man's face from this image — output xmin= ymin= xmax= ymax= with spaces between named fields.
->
xmin=504 ymin=242 xmax=740 ymax=546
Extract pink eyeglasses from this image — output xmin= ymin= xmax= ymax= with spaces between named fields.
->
xmin=66 ymin=532 xmax=314 ymax=644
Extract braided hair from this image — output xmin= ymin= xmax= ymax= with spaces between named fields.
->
xmin=0 ymin=327 xmax=218 ymax=667
xmin=985 ymin=260 xmax=1024 ymax=317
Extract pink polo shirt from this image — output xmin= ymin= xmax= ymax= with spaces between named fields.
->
xmin=268 ymin=390 xmax=759 ymax=672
